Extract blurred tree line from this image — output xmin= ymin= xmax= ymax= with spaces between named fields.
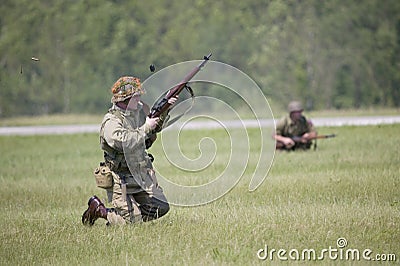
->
xmin=1 ymin=0 xmax=399 ymax=117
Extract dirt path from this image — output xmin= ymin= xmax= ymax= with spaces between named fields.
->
xmin=0 ymin=115 xmax=399 ymax=136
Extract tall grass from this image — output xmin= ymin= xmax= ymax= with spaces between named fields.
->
xmin=0 ymin=125 xmax=399 ymax=265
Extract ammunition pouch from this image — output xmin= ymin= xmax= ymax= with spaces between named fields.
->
xmin=94 ymin=162 xmax=114 ymax=189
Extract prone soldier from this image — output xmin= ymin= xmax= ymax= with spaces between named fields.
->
xmin=274 ymin=101 xmax=317 ymax=151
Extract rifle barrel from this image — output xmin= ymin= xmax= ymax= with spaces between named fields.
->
xmin=315 ymin=134 xmax=336 ymax=139
xmin=291 ymin=134 xmax=336 ymax=142
xmin=150 ymin=53 xmax=212 ymax=117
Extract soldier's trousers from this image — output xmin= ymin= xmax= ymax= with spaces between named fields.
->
xmin=107 ymin=172 xmax=170 ymax=225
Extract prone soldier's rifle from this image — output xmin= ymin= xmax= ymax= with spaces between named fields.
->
xmin=291 ymin=134 xmax=336 ymax=143
xmin=294 ymin=133 xmax=336 ymax=150
xmin=145 ymin=53 xmax=212 ymax=148
xmin=276 ymin=134 xmax=336 ymax=150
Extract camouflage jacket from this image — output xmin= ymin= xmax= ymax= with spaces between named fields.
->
xmin=100 ymin=103 xmax=153 ymax=175
xmin=275 ymin=115 xmax=315 ymax=138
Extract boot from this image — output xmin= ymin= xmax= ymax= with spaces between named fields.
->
xmin=82 ymin=195 xmax=108 ymax=226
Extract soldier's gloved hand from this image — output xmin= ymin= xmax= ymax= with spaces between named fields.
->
xmin=168 ymin=96 xmax=178 ymax=106
xmin=153 ymin=112 xmax=171 ymax=133
xmin=283 ymin=137 xmax=295 ymax=148
xmin=145 ymin=117 xmax=160 ymax=131
xmin=301 ymin=133 xmax=311 ymax=143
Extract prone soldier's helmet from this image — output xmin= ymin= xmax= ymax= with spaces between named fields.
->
xmin=288 ymin=101 xmax=303 ymax=113
xmin=111 ymin=76 xmax=145 ymax=103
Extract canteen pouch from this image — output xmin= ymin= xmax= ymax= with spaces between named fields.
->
xmin=94 ymin=162 xmax=113 ymax=189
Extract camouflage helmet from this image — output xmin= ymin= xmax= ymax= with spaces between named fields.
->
xmin=111 ymin=76 xmax=145 ymax=103
xmin=288 ymin=101 xmax=303 ymax=113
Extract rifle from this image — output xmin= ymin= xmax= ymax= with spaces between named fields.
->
xmin=291 ymin=134 xmax=336 ymax=143
xmin=276 ymin=134 xmax=336 ymax=150
xmin=145 ymin=53 xmax=212 ymax=148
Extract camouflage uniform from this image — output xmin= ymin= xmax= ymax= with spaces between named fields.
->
xmin=100 ymin=103 xmax=169 ymax=224
xmin=82 ymin=76 xmax=169 ymax=226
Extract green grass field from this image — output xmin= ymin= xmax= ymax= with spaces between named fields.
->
xmin=0 ymin=124 xmax=399 ymax=265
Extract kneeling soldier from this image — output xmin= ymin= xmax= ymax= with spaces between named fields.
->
xmin=82 ymin=76 xmax=177 ymax=225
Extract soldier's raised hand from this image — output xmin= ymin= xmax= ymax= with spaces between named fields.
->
xmin=146 ymin=117 xmax=160 ymax=131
